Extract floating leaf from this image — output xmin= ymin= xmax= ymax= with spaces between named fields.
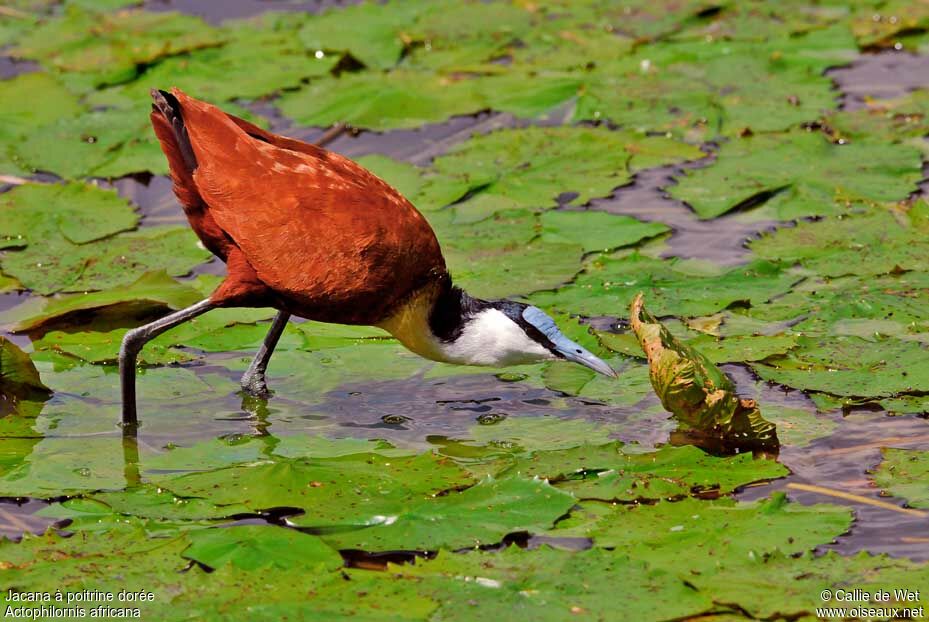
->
xmin=160 ymin=452 xmax=474 ymax=528
xmin=1 ymin=271 xmax=203 ymax=332
xmin=0 ymin=181 xmax=138 ymax=249
xmin=11 ymin=6 xmax=223 ymax=88
xmin=669 ymin=130 xmax=923 ymax=220
xmin=540 ymin=211 xmax=668 ymax=254
xmin=2 ymin=225 xmax=211 ymax=296
xmin=298 ymin=0 xmax=426 ymax=70
xmin=91 ymin=21 xmax=337 ymax=110
xmin=397 ymin=546 xmax=714 ymax=622
xmin=321 ymin=476 xmax=576 ymax=551
xmin=850 ymin=0 xmax=929 ymax=49
xmin=531 ymin=254 xmax=800 ymax=318
xmin=13 ymin=107 xmax=166 ymax=179
xmin=752 ymin=335 xmax=929 ymax=398
xmin=184 ymin=525 xmax=343 ymax=571
xmin=751 ymin=206 xmax=929 ymax=278
xmin=509 ymin=442 xmax=787 ymax=501
xmin=0 ymin=73 xmax=85 ymax=175
xmin=589 ymin=494 xmax=851 ymax=567
xmin=277 ymin=70 xmax=485 ymax=131
xmin=872 ymin=448 xmax=929 ymax=509
xmin=631 ymin=294 xmax=778 ymax=447
xmin=427 ymin=127 xmax=702 ymax=216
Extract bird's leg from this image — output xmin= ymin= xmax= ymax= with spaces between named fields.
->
xmin=240 ymin=310 xmax=291 ymax=398
xmin=120 ymin=298 xmax=215 ymax=428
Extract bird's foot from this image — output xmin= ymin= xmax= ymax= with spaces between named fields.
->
xmin=240 ymin=372 xmax=273 ymax=399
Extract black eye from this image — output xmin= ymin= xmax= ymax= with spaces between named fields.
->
xmin=575 ymin=349 xmax=581 ymax=353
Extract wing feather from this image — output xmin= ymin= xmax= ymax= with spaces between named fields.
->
xmin=170 ymin=89 xmax=446 ymax=323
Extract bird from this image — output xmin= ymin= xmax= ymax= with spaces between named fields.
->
xmin=119 ymin=88 xmax=617 ymax=426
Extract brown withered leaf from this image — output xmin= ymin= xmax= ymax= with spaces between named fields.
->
xmin=630 ymin=293 xmax=778 ymax=450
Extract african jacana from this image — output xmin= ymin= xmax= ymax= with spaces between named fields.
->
xmin=119 ymin=88 xmax=616 ymax=425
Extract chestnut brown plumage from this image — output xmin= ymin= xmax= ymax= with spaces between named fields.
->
xmin=150 ymin=88 xmax=446 ymax=321
xmin=119 ymin=88 xmax=615 ymax=427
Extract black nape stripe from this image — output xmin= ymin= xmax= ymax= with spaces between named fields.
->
xmin=428 ymin=279 xmax=489 ymax=342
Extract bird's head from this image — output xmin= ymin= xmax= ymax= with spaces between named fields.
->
xmin=386 ymin=284 xmax=617 ymax=377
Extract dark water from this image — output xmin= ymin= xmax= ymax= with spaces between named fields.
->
xmin=829 ymin=51 xmax=929 ymax=110
xmin=2 ymin=32 xmax=929 ymax=562
xmin=0 ymin=55 xmax=39 ymax=80
xmin=727 ymin=365 xmax=929 ymax=561
xmin=588 ymin=163 xmax=781 ymax=266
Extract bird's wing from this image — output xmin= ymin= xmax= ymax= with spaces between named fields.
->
xmin=170 ymin=89 xmax=446 ymax=321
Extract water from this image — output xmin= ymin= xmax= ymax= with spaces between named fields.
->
xmin=828 ymin=51 xmax=929 ymax=111
xmin=2 ymin=28 xmax=929 ymax=563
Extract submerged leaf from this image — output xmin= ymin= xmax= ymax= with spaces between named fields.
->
xmin=630 ymin=294 xmax=778 ymax=446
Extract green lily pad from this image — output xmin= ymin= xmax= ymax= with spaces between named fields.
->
xmin=184 ymin=525 xmax=343 ymax=570
xmin=590 ymin=494 xmax=852 ymax=565
xmin=850 ymin=0 xmax=929 ymax=49
xmin=355 ymin=155 xmax=425 ymax=200
xmin=826 ymin=89 xmax=929 ymax=147
xmin=13 ymin=107 xmax=167 ymax=179
xmin=669 ymin=130 xmax=923 ymax=220
xmin=298 ymin=0 xmax=426 ymax=70
xmin=0 ymin=181 xmax=138 ymax=248
xmin=598 ymin=329 xmax=798 ymax=364
xmin=2 ymin=225 xmax=211 ymax=296
xmin=428 ymin=127 xmax=702 ymax=216
xmin=1 ymin=271 xmax=203 ymax=332
xmin=574 ymin=25 xmax=855 ymax=138
xmin=91 ymin=20 xmax=337 ymax=110
xmin=539 ymin=211 xmax=669 ymax=254
xmin=752 ymin=335 xmax=929 ymax=398
xmin=460 ymin=415 xmax=618 ymax=455
xmin=10 ymin=6 xmax=223 ymax=89
xmin=403 ymin=1 xmax=537 ymax=73
xmin=751 ymin=206 xmax=929 ymax=278
xmin=0 ymin=435 xmax=131 ymax=497
xmin=530 ymin=254 xmax=800 ymax=318
xmin=0 ymin=73 xmax=85 ymax=175
xmin=509 ymin=442 xmax=787 ymax=501
xmin=690 ymin=550 xmax=929 ymax=620
xmin=277 ymin=69 xmax=485 ymax=131
xmin=396 ymin=545 xmax=714 ymax=622
xmin=871 ymin=448 xmax=929 ymax=509
xmin=320 ymin=476 xmax=576 ymax=551
xmin=159 ymin=452 xmax=474 ymax=528
xmin=38 ymin=485 xmax=248 ymax=523
xmin=32 ymin=326 xmax=193 ymax=365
